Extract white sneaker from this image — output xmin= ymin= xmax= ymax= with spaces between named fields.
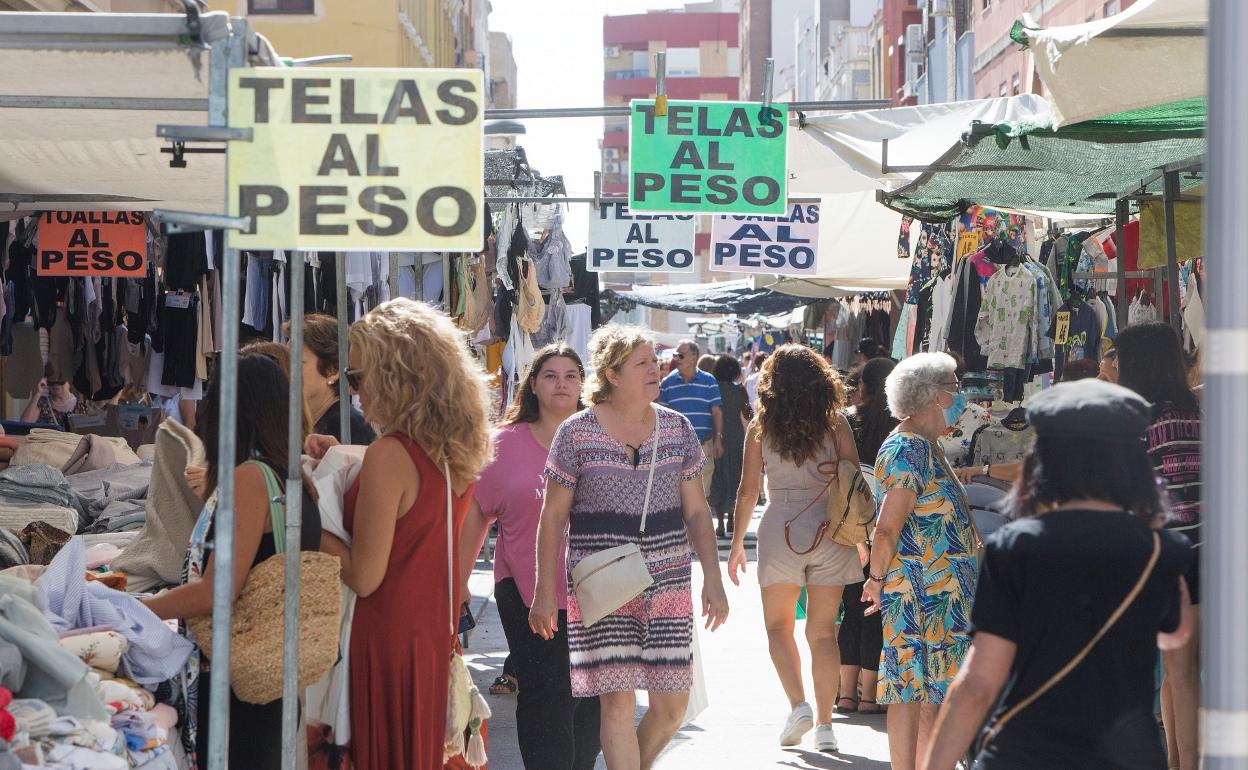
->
xmin=779 ymin=702 xmax=814 ymax=747
xmin=815 ymin=723 xmax=839 ymax=753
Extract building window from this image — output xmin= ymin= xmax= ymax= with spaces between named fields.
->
xmin=248 ymin=0 xmax=314 ymax=13
xmin=1012 ymin=73 xmax=1020 ymax=94
xmin=1104 ymin=0 xmax=1121 ymax=16
xmin=999 ymin=81 xmax=1007 ymax=97
xmin=982 ymin=0 xmax=992 ymax=12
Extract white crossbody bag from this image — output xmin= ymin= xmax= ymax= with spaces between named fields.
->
xmin=570 ymin=410 xmax=659 ymax=627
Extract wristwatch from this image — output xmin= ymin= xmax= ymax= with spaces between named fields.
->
xmin=982 ymin=463 xmax=991 ymax=479
xmin=868 ymin=572 xmax=887 ymax=583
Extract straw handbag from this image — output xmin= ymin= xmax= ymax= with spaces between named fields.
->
xmin=785 ymin=459 xmax=876 ymax=554
xmin=190 ymin=461 xmax=342 ymax=705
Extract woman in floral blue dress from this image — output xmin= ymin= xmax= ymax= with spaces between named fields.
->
xmin=861 ymin=352 xmax=980 ymax=770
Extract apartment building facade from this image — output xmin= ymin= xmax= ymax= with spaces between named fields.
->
xmin=204 ymin=0 xmax=488 ymax=70
xmin=602 ymin=2 xmax=743 ymax=336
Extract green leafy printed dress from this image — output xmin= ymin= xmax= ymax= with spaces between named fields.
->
xmin=874 ymin=431 xmax=980 ymax=704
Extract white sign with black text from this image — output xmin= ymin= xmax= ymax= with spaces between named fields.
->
xmin=588 ymin=202 xmax=697 ymax=273
xmin=710 ymin=202 xmax=820 ymax=275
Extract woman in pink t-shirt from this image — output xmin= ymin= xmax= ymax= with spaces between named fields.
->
xmin=459 ymin=343 xmax=602 ymax=770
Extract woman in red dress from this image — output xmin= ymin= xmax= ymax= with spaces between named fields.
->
xmin=314 ymin=298 xmax=494 ymax=770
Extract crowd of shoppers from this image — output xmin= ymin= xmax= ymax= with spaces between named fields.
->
xmin=168 ymin=298 xmax=1204 ymax=770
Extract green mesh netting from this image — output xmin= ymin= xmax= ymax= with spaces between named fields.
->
xmin=881 ymin=100 xmax=1206 ymax=222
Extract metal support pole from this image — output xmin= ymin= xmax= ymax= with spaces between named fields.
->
xmin=388 ymin=252 xmax=400 ymax=300
xmin=336 ymin=253 xmax=351 ymax=444
xmin=442 ymin=253 xmax=453 ymax=313
xmin=760 ymin=58 xmax=774 ymax=122
xmin=206 ymin=18 xmax=247 ymax=770
xmin=654 ymin=51 xmax=667 ymax=117
xmin=280 ymin=252 xmax=305 ymax=770
xmin=1113 ymin=198 xmax=1129 ymax=329
xmin=1204 ymin=2 xmax=1248 ymax=766
xmin=1162 ymin=171 xmax=1183 ymax=337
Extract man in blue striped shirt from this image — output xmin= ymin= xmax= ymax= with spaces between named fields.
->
xmin=659 ymin=340 xmax=724 ymax=496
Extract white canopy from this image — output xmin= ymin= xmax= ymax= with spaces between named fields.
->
xmin=788 ymin=95 xmax=1053 ymax=195
xmin=0 ymin=11 xmax=275 ymax=213
xmin=1025 ymin=0 xmax=1207 ymax=128
xmin=760 ymin=191 xmax=909 ymax=298
xmin=772 ymin=98 xmax=1055 ymax=298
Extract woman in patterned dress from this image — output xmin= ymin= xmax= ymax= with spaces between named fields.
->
xmin=860 ymin=352 xmax=980 ymax=770
xmin=531 ymin=325 xmax=730 ymax=770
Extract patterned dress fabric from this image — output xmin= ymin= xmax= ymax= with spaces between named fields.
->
xmin=874 ymin=431 xmax=980 ymax=705
xmin=975 ymin=264 xmax=1037 ymax=370
xmin=545 ymin=407 xmax=704 ymax=697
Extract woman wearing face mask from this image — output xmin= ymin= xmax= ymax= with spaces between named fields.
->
xmin=459 ymin=344 xmax=602 ymax=770
xmin=861 ymin=352 xmax=980 ymax=770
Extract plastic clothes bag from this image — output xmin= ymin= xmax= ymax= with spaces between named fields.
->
xmin=305 ymin=445 xmax=366 ymax=755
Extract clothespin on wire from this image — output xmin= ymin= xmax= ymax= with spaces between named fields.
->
xmin=759 ymin=58 xmax=775 ymax=123
xmin=654 ymin=51 xmax=668 ymax=117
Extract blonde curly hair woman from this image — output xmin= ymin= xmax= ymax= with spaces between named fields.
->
xmin=532 ymin=324 xmax=729 ymax=770
xmin=308 ymin=298 xmax=492 ymax=770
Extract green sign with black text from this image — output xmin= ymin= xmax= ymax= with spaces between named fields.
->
xmin=628 ymin=99 xmax=788 ymax=215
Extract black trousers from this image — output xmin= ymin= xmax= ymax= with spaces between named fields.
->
xmin=838 ymin=577 xmax=883 ymax=673
xmin=495 ymin=578 xmax=601 ymax=770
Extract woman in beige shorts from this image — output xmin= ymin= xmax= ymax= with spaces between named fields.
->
xmin=728 ymin=345 xmax=863 ymax=754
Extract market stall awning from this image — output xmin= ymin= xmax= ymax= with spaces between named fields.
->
xmin=1016 ymin=0 xmax=1206 ymax=128
xmin=879 ymin=100 xmax=1206 ymax=222
xmin=788 ymin=95 xmax=1053 ymax=194
xmin=604 ymin=279 xmax=809 ymax=316
xmin=760 ymin=190 xmax=909 ymax=298
xmin=0 ymin=11 xmax=277 ymax=212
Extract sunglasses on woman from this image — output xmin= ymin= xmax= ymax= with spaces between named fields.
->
xmin=345 ymin=368 xmax=365 ymax=390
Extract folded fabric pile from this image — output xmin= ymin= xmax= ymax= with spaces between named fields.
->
xmin=0 ymin=539 xmax=189 ymax=770
xmin=0 ymin=466 xmax=84 ymax=534
xmin=67 ymin=464 xmax=151 ymax=534
xmin=39 ymin=539 xmax=192 ymax=688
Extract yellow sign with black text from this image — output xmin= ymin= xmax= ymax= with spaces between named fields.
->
xmin=227 ymin=68 xmax=483 ymax=251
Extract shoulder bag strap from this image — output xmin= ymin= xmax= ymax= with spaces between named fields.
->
xmin=445 ymin=461 xmax=457 ymax=643
xmin=983 ymin=530 xmax=1162 ymax=746
xmin=639 ymin=408 xmax=660 ymax=534
xmin=245 ymin=460 xmax=287 ymax=555
xmin=784 ymin=422 xmax=842 ymax=555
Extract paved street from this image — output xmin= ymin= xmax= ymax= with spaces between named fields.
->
xmin=462 ymin=510 xmax=891 ymax=769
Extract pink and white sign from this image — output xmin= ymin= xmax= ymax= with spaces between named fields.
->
xmin=709 ymin=202 xmax=820 ymax=275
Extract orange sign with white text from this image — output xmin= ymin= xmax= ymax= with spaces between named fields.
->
xmin=38 ymin=211 xmax=148 ymax=277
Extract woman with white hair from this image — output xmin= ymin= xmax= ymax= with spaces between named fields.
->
xmin=860 ymin=352 xmax=980 ymax=770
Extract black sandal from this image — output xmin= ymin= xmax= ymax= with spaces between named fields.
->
xmin=489 ymin=674 xmax=518 ymax=695
xmin=835 ymin=696 xmax=859 ymax=713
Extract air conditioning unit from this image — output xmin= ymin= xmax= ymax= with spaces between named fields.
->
xmin=906 ymin=24 xmax=925 ymax=60
xmin=604 ymin=148 xmax=620 ymax=159
xmin=931 ymin=0 xmax=953 ymax=17
xmin=604 ymin=46 xmax=621 ymax=58
xmin=604 ymin=162 xmax=621 ymax=174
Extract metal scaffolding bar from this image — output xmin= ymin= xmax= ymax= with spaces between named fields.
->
xmin=205 ymin=18 xmax=248 ymax=770
xmin=280 ymin=252 xmax=305 ymax=770
xmin=483 ymin=99 xmax=889 ymax=121
xmin=336 ymin=255 xmax=351 ymax=444
xmin=1203 ymin=4 xmax=1248 ymax=763
xmin=1162 ymin=171 xmax=1183 ymax=337
xmin=1113 ymin=199 xmax=1129 ymax=329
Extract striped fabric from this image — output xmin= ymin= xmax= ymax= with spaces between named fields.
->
xmin=658 ymin=369 xmax=722 ymax=442
xmin=546 ymin=407 xmax=704 ymax=696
